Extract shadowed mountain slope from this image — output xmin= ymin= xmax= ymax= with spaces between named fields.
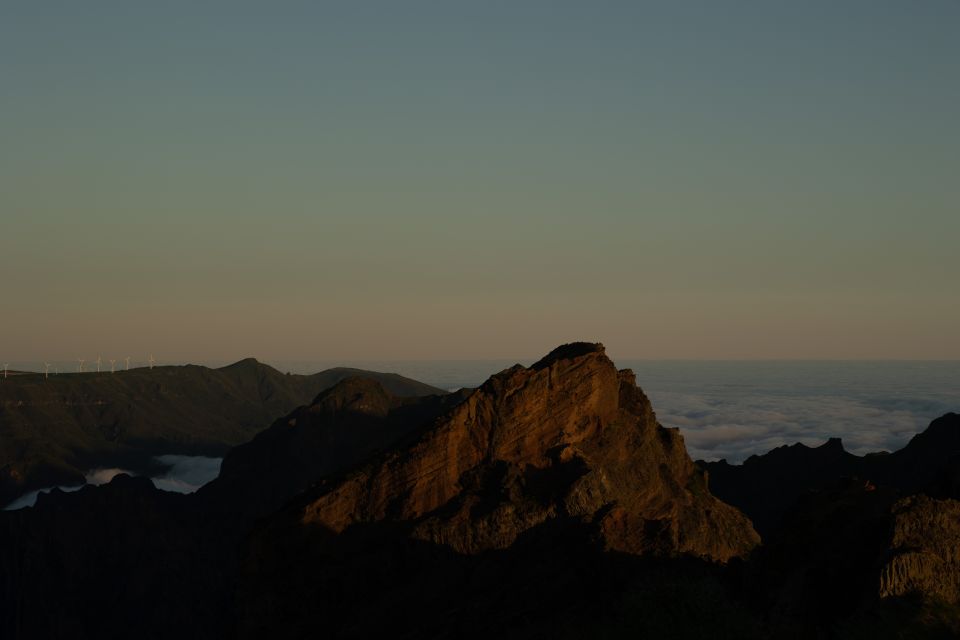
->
xmin=701 ymin=412 xmax=960 ymax=537
xmin=200 ymin=378 xmax=471 ymax=519
xmin=0 ymin=360 xmax=443 ymax=507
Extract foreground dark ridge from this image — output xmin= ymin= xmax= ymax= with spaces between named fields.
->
xmin=0 ymin=359 xmax=443 ymax=507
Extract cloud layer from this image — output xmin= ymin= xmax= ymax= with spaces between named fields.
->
xmin=150 ymin=455 xmax=222 ymax=493
xmin=624 ymin=361 xmax=960 ymax=463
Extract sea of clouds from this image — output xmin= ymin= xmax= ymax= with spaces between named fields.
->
xmin=622 ymin=360 xmax=959 ymax=463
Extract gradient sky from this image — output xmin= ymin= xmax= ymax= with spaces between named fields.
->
xmin=2 ymin=1 xmax=958 ymax=362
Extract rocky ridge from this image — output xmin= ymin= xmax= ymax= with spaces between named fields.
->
xmin=278 ymin=342 xmax=758 ymax=560
xmin=232 ymin=343 xmax=761 ymax=637
xmin=1 ymin=344 xmax=957 ymax=638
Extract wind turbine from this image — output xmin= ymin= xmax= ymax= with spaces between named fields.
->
xmin=125 ymin=356 xmax=131 ymax=371
xmin=149 ymin=354 xmax=155 ymax=369
xmin=109 ymin=359 xmax=116 ymax=373
xmin=44 ymin=363 xmax=51 ymax=380
xmin=96 ymin=355 xmax=102 ymax=373
xmin=78 ymin=358 xmax=85 ymax=373
xmin=2 ymin=364 xmax=7 ymax=379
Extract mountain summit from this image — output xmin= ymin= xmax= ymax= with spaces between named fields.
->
xmin=270 ymin=342 xmax=757 ymax=559
xmin=231 ymin=343 xmax=760 ymax=636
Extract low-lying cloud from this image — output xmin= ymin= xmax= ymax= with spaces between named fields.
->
xmin=150 ymin=455 xmax=222 ymax=493
xmin=646 ymin=386 xmax=956 ymax=464
xmin=86 ymin=468 xmax=134 ymax=485
xmin=617 ymin=360 xmax=959 ymax=465
xmin=2 ymin=485 xmax=83 ymax=511
xmin=4 ymin=455 xmax=223 ymax=510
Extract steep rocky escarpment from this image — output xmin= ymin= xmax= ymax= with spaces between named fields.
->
xmin=281 ymin=343 xmax=757 ymax=559
xmin=1 ymin=343 xmax=762 ymax=639
xmin=234 ymin=343 xmax=760 ymax=637
xmin=879 ymin=495 xmax=960 ymax=604
xmin=745 ymin=478 xmax=960 ymax=638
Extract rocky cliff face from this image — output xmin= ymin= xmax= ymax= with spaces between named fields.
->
xmin=282 ymin=342 xmax=758 ymax=561
xmin=2 ymin=343 xmax=763 ymax=639
xmin=879 ymin=495 xmax=960 ymax=604
xmin=231 ymin=343 xmax=760 ymax=638
xmin=743 ymin=478 xmax=960 ymax=637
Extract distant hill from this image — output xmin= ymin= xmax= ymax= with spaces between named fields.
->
xmin=0 ymin=359 xmax=443 ymax=507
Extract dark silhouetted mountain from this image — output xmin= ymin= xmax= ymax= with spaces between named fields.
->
xmin=744 ymin=477 xmax=960 ymax=638
xmin=702 ymin=437 xmax=866 ymax=537
xmin=701 ymin=412 xmax=960 ymax=537
xmin=201 ymin=378 xmax=471 ymax=518
xmin=0 ymin=360 xmax=443 ymax=507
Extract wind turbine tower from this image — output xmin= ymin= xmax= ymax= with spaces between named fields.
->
xmin=149 ymin=354 xmax=155 ymax=369
xmin=125 ymin=356 xmax=131 ymax=371
xmin=96 ymin=355 xmax=102 ymax=373
xmin=78 ymin=358 xmax=85 ymax=373
xmin=109 ymin=359 xmax=116 ymax=373
xmin=2 ymin=364 xmax=7 ymax=379
xmin=44 ymin=363 xmax=51 ymax=380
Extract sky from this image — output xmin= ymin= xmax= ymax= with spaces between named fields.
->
xmin=2 ymin=1 xmax=958 ymax=362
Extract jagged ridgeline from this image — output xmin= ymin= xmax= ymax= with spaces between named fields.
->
xmin=2 ymin=344 xmax=958 ymax=639
xmin=1 ymin=343 xmax=763 ymax=638
xmin=228 ymin=342 xmax=761 ymax=637
xmin=0 ymin=359 xmax=443 ymax=507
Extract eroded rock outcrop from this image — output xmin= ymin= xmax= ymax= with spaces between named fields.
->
xmin=748 ymin=478 xmax=960 ymax=637
xmin=879 ymin=495 xmax=960 ymax=604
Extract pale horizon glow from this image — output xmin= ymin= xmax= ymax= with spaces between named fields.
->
xmin=2 ymin=1 xmax=958 ymax=361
